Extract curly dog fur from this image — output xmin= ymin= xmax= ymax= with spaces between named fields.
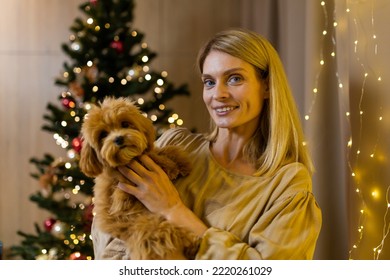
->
xmin=79 ymin=96 xmax=199 ymax=259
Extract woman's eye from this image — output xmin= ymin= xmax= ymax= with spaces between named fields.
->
xmin=203 ymin=79 xmax=215 ymax=87
xmin=228 ymin=75 xmax=242 ymax=85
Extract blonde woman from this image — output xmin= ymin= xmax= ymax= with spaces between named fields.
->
xmin=92 ymin=28 xmax=322 ymax=259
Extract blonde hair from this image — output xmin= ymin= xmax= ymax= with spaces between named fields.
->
xmin=197 ymin=28 xmax=314 ymax=177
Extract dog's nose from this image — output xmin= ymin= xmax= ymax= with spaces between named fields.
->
xmin=114 ymin=136 xmax=124 ymax=146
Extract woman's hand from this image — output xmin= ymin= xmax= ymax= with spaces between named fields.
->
xmin=117 ymin=154 xmax=208 ymax=238
xmin=117 ymin=154 xmax=184 ymax=218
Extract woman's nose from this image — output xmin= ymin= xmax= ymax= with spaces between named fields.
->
xmin=213 ymin=82 xmax=229 ymax=99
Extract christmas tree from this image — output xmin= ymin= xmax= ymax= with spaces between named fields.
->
xmin=10 ymin=0 xmax=189 ymax=260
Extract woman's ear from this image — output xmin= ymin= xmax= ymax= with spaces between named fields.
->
xmin=79 ymin=141 xmax=103 ymax=177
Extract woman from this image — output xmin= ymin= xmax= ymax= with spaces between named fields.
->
xmin=92 ymin=28 xmax=322 ymax=259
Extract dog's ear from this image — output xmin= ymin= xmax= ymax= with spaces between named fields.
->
xmin=141 ymin=116 xmax=156 ymax=152
xmin=79 ymin=140 xmax=103 ymax=177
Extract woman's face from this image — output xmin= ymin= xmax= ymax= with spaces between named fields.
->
xmin=201 ymin=50 xmax=268 ymax=134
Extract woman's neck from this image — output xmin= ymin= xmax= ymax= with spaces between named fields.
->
xmin=210 ymin=129 xmax=256 ymax=175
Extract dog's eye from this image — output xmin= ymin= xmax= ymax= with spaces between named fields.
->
xmin=121 ymin=121 xmax=132 ymax=128
xmin=99 ymin=130 xmax=108 ymax=141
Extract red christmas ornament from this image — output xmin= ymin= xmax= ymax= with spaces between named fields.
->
xmin=61 ymin=97 xmax=76 ymax=109
xmin=69 ymin=252 xmax=87 ymax=260
xmin=43 ymin=218 xmax=56 ymax=232
xmin=89 ymin=0 xmax=98 ymax=5
xmin=72 ymin=137 xmax=83 ymax=153
xmin=61 ymin=98 xmax=71 ymax=108
xmin=110 ymin=40 xmax=124 ymax=53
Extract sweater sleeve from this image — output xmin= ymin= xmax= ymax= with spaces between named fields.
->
xmin=91 ymin=217 xmax=130 ymax=259
xmin=155 ymin=127 xmax=195 ymax=147
xmin=196 ymin=188 xmax=322 ymax=260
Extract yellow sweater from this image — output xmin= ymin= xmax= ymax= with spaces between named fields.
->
xmin=92 ymin=128 xmax=322 ymax=259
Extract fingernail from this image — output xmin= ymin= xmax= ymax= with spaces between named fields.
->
xmin=118 ymin=182 xmax=126 ymax=190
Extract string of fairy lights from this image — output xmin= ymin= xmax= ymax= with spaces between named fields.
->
xmin=347 ymin=0 xmax=389 ymax=260
xmin=306 ymin=0 xmax=390 ymax=259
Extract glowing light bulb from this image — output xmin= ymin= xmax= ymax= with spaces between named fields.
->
xmin=157 ymin=79 xmax=164 ymax=86
xmin=142 ymin=56 xmax=149 ymax=63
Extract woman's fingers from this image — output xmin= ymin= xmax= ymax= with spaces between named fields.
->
xmin=137 ymin=154 xmax=161 ymax=172
xmin=116 ymin=155 xmax=180 ymax=215
xmin=117 ymin=182 xmax=138 ymax=195
xmin=117 ymin=165 xmax=142 ymax=185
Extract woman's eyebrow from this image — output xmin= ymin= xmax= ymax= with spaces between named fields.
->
xmin=202 ymin=67 xmax=247 ymax=78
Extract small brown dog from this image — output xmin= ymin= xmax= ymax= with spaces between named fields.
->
xmin=79 ymin=96 xmax=199 ymax=259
